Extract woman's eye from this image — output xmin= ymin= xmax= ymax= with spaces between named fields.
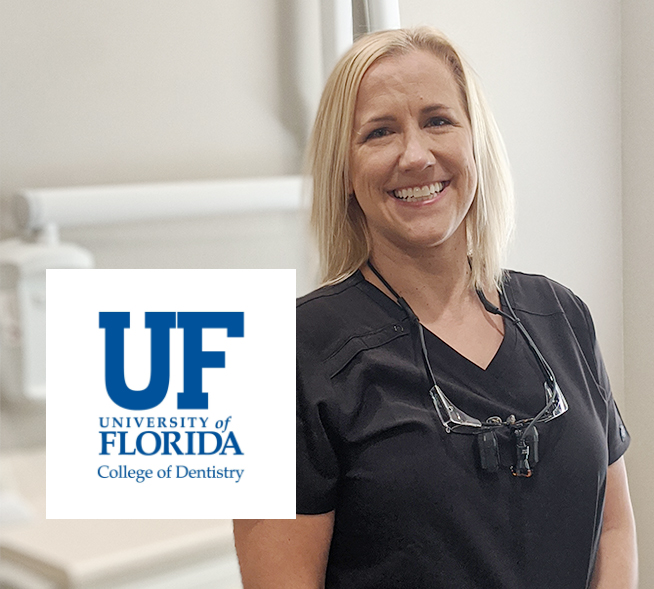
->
xmin=365 ymin=127 xmax=391 ymax=141
xmin=426 ymin=117 xmax=451 ymax=128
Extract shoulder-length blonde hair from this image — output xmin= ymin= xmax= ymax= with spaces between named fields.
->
xmin=307 ymin=26 xmax=514 ymax=292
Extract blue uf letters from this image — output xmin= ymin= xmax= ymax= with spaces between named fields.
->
xmin=99 ymin=312 xmax=244 ymax=411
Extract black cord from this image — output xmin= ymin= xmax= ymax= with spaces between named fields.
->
xmin=476 ymin=287 xmax=556 ymax=390
xmin=476 ymin=285 xmax=558 ymax=443
xmin=366 ymin=261 xmax=437 ymax=387
xmin=366 ymin=260 xmax=561 ymax=431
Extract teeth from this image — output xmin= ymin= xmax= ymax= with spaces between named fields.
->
xmin=393 ymin=182 xmax=445 ymax=201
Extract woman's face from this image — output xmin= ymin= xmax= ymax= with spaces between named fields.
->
xmin=349 ymin=49 xmax=477 ymax=257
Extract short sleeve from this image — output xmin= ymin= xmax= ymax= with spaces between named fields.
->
xmin=581 ymin=299 xmax=631 ymax=464
xmin=296 ymin=359 xmax=339 ymax=514
xmin=593 ymin=337 xmax=630 ymax=464
xmin=606 ymin=398 xmax=630 ymax=464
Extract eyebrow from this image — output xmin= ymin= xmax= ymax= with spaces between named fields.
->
xmin=359 ymin=115 xmax=395 ymax=127
xmin=421 ymin=103 xmax=455 ymax=116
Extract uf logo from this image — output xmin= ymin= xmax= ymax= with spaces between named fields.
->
xmin=99 ymin=311 xmax=244 ymax=411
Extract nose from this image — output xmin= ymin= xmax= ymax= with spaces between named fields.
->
xmin=399 ymin=127 xmax=435 ymax=172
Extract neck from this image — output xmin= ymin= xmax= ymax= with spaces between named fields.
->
xmin=361 ymin=234 xmax=504 ymax=368
xmin=364 ymin=240 xmax=473 ymax=319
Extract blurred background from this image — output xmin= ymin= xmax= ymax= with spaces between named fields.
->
xmin=0 ymin=0 xmax=652 ymax=587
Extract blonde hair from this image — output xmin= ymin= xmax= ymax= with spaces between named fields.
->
xmin=307 ymin=26 xmax=514 ymax=291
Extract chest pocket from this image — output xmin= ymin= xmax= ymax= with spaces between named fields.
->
xmin=326 ymin=322 xmax=410 ymax=379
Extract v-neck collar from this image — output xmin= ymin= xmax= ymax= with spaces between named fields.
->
xmin=422 ymin=318 xmax=517 ymax=380
xmin=354 ymin=268 xmax=515 ymax=374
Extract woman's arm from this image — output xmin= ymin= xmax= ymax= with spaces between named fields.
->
xmin=590 ymin=457 xmax=638 ymax=589
xmin=234 ymin=513 xmax=335 ymax=589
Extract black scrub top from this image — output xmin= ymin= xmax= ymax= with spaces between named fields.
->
xmin=296 ymin=270 xmax=629 ymax=589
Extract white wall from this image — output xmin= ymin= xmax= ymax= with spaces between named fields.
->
xmin=622 ymin=0 xmax=654 ymax=582
xmin=0 ymin=0 xmax=322 ymax=294
xmin=0 ymin=0 xmax=306 ymax=185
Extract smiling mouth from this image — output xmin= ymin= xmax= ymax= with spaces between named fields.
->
xmin=392 ymin=181 xmax=449 ymax=202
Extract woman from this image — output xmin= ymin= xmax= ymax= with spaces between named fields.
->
xmin=234 ymin=27 xmax=637 ymax=588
